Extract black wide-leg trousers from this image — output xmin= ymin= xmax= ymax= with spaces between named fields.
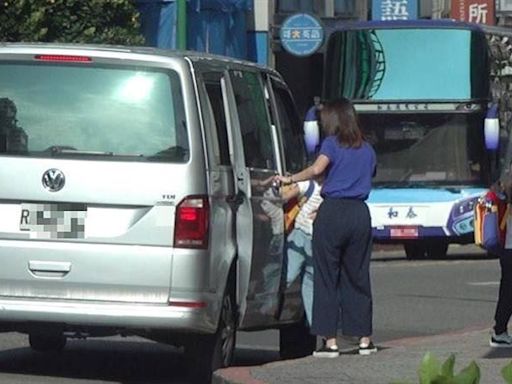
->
xmin=311 ymin=198 xmax=373 ymax=338
xmin=494 ymin=249 xmax=512 ymax=335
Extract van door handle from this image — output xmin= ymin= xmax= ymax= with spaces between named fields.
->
xmin=226 ymin=190 xmax=244 ymax=210
xmin=236 ymin=170 xmax=245 ymax=181
xmin=28 ymin=261 xmax=71 ymax=278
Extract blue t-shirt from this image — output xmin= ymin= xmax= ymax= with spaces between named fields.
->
xmin=319 ymin=136 xmax=376 ymax=200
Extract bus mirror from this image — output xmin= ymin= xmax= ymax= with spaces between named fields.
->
xmin=304 ymin=105 xmax=320 ymax=154
xmin=485 ymin=104 xmax=499 ymax=151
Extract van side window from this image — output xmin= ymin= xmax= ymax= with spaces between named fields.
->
xmin=204 ymin=80 xmax=230 ymax=166
xmin=271 ymin=80 xmax=305 ymax=173
xmin=230 ymin=70 xmax=275 ymax=170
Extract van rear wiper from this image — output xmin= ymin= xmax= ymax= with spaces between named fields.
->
xmin=45 ymin=146 xmax=144 ymax=158
xmin=46 ymin=146 xmax=114 ymax=156
xmin=56 ymin=149 xmax=114 ymax=156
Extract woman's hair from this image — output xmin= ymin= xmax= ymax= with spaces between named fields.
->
xmin=319 ymin=97 xmax=363 ymax=148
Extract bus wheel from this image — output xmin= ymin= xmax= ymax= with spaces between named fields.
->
xmin=279 ymin=317 xmax=316 ymax=359
xmin=404 ymin=242 xmax=426 ymax=260
xmin=29 ymin=332 xmax=66 ymax=352
xmin=425 ymin=241 xmax=449 ymax=259
xmin=186 ymin=281 xmax=237 ymax=383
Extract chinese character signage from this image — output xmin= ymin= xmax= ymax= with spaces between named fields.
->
xmin=280 ymin=13 xmax=324 ymax=57
xmin=372 ymin=0 xmax=418 ymax=20
xmin=450 ymin=0 xmax=495 ymax=25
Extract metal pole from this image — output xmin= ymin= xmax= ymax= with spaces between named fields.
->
xmin=356 ymin=0 xmax=368 ymax=21
xmin=325 ymin=0 xmax=335 ymax=18
xmin=177 ymin=0 xmax=187 ymax=50
xmin=268 ymin=0 xmax=275 ymax=68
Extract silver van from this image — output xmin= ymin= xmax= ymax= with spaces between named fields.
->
xmin=0 ymin=43 xmax=314 ymax=381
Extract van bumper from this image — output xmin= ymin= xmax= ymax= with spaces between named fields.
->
xmin=0 ymin=295 xmax=220 ymax=334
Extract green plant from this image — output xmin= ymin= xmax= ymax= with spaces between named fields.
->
xmin=392 ymin=352 xmax=480 ymax=384
xmin=0 ymin=0 xmax=144 ymax=45
xmin=392 ymin=353 xmax=512 ymax=384
xmin=502 ymin=360 xmax=512 ymax=384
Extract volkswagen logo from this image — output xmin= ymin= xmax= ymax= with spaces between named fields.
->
xmin=42 ymin=168 xmax=65 ymax=192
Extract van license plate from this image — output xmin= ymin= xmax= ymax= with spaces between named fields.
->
xmin=20 ymin=203 xmax=87 ymax=239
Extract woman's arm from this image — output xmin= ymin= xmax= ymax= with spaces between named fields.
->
xmin=276 ymin=154 xmax=330 ymax=185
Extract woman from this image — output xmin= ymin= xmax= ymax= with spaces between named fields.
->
xmin=276 ymin=98 xmax=377 ymax=357
xmin=490 ymin=162 xmax=512 ymax=348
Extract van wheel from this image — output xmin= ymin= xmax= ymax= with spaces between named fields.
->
xmin=29 ymin=333 xmax=66 ymax=352
xmin=279 ymin=318 xmax=316 ymax=359
xmin=186 ymin=282 xmax=237 ymax=382
xmin=404 ymin=242 xmax=426 ymax=260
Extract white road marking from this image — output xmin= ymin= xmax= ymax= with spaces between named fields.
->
xmin=467 ymin=281 xmax=500 ymax=286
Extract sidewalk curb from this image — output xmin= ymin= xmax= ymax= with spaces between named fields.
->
xmin=213 ymin=366 xmax=267 ymax=384
xmin=214 ymin=324 xmax=492 ymax=384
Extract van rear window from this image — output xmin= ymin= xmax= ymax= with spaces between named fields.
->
xmin=0 ymin=63 xmax=188 ymax=162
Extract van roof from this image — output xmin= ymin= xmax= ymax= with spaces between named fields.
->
xmin=0 ymin=42 xmax=276 ymax=74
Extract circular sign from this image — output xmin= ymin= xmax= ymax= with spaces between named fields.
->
xmin=279 ymin=13 xmax=324 ymax=57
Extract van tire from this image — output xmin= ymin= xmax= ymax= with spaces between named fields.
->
xmin=186 ymin=281 xmax=237 ymax=382
xmin=28 ymin=333 xmax=66 ymax=352
xmin=279 ymin=318 xmax=316 ymax=359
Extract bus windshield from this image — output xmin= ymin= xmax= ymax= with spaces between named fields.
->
xmin=359 ymin=113 xmax=489 ymax=186
xmin=324 ymin=27 xmax=489 ymax=101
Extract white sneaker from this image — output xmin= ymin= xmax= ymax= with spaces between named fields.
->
xmin=312 ymin=341 xmax=339 ymax=358
xmin=359 ymin=341 xmax=378 ymax=355
xmin=490 ymin=332 xmax=512 ymax=347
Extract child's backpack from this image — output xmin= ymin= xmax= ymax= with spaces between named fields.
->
xmin=284 ymin=180 xmax=315 ymax=234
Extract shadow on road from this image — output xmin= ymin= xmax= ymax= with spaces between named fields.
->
xmin=372 ymin=248 xmax=495 ymax=263
xmin=483 ymin=348 xmax=512 ymax=360
xmin=233 ymin=347 xmax=280 ymax=366
xmin=0 ymin=339 xmax=190 ymax=384
xmin=0 ymin=339 xmax=287 ymax=383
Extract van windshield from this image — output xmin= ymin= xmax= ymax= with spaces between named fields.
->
xmin=0 ymin=62 xmax=188 ymax=162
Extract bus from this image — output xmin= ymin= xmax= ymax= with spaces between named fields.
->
xmin=321 ymin=20 xmax=496 ymax=259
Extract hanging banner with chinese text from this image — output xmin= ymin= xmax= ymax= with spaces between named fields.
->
xmin=450 ymin=0 xmax=495 ymax=25
xmin=372 ymin=0 xmax=418 ymax=20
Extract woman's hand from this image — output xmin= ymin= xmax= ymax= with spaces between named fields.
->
xmin=274 ymin=174 xmax=293 ymax=185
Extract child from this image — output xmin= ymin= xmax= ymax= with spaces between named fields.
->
xmin=283 ymin=176 xmax=323 ymax=326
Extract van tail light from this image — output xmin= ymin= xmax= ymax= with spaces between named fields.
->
xmin=174 ymin=196 xmax=209 ymax=249
xmin=34 ymin=54 xmax=92 ymax=63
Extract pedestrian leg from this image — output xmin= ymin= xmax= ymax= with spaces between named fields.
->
xmin=311 ymin=201 xmax=342 ymax=338
xmin=494 ymin=251 xmax=512 ymax=335
xmin=338 ymin=202 xmax=373 ymax=338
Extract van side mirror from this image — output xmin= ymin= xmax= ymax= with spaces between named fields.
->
xmin=485 ymin=104 xmax=499 ymax=151
xmin=303 ymin=105 xmax=320 ymax=154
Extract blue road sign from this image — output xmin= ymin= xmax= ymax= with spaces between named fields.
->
xmin=280 ymin=13 xmax=324 ymax=57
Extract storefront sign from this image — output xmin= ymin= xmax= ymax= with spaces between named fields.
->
xmin=280 ymin=13 xmax=324 ymax=57
xmin=450 ymin=0 xmax=495 ymax=25
xmin=372 ymin=0 xmax=418 ymax=20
